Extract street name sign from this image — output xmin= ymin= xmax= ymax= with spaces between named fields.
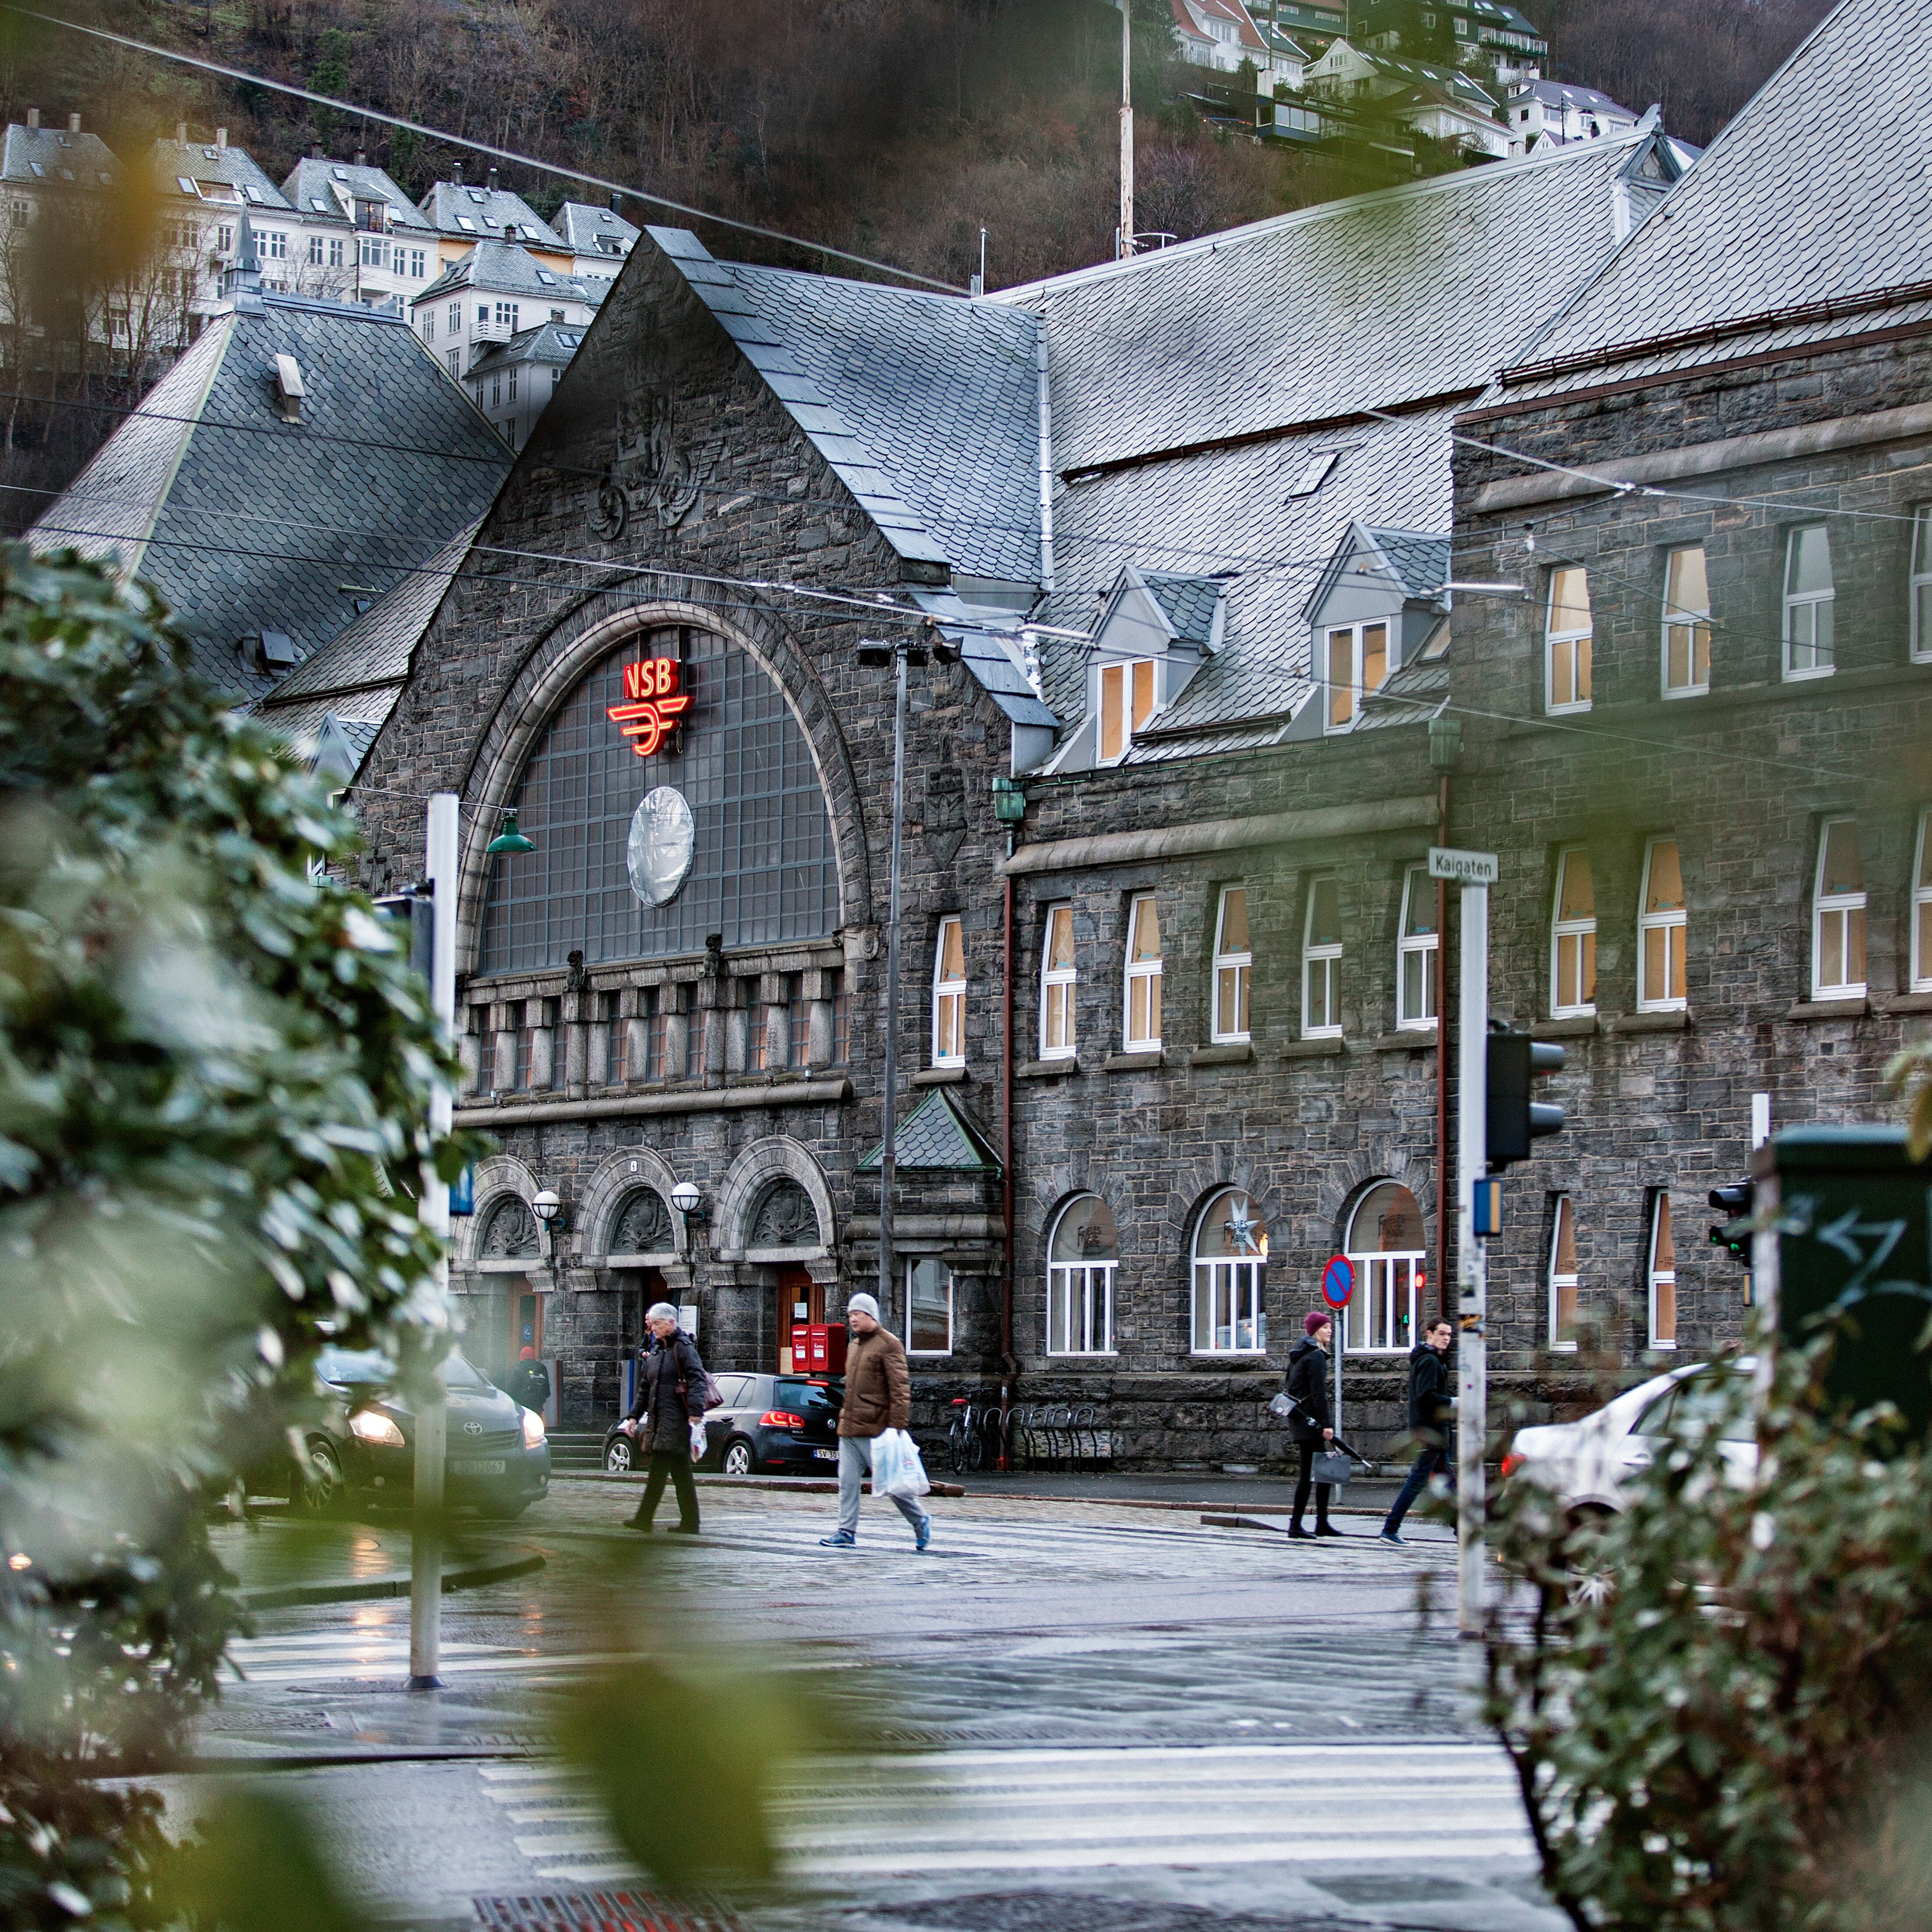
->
xmin=1429 ymin=846 xmax=1499 ymax=885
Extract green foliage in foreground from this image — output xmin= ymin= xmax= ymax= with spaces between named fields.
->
xmin=0 ymin=548 xmax=478 ymax=1928
xmin=1486 ymin=1333 xmax=1932 ymax=1932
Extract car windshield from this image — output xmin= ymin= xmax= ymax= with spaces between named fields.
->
xmin=445 ymin=1354 xmax=493 ymax=1393
xmin=316 ymin=1347 xmax=394 ymax=1387
xmin=773 ymin=1378 xmax=841 ymax=1414
xmin=1638 ymin=1369 xmax=1755 ymax=1443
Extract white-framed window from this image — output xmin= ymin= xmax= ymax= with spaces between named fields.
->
xmin=906 ymin=1258 xmax=953 ymax=1356
xmin=1302 ymin=876 xmax=1343 ymax=1038
xmin=446 ymin=348 xmax=460 ymax=376
xmin=422 ymin=310 xmax=436 ymax=342
xmin=1123 ymin=894 xmax=1163 ymax=1049
xmin=1638 ymin=837 xmax=1687 ymax=1011
xmin=1550 ymin=847 xmax=1596 ymax=1017
xmin=1324 ymin=619 xmax=1390 ymax=733
xmin=263 ymin=230 xmax=287 ymax=260
xmin=308 ymin=234 xmax=324 ymax=265
xmin=1782 ymin=524 xmax=1835 ymax=679
xmin=1191 ymin=1188 xmax=1269 ymax=1354
xmin=1914 ymin=810 xmax=1932 ymax=993
xmin=360 ymin=234 xmax=382 ymax=266
xmin=1662 ymin=545 xmax=1711 ymax=696
xmin=1545 ymin=565 xmax=1592 ymax=713
xmin=1343 ymin=1180 xmax=1426 ymax=1354
xmin=508 ymin=367 xmax=519 ymax=401
xmin=1647 ymin=1192 xmax=1677 ymax=1349
xmin=1548 ymin=1194 xmax=1579 ymax=1351
xmin=1211 ymin=886 xmax=1251 ymax=1043
xmin=1811 ymin=818 xmax=1866 ymax=999
xmin=1099 ymin=657 xmax=1157 ymax=763
xmin=411 ymin=248 xmax=426 ymax=277
xmin=1047 ymin=1195 xmax=1117 ymax=1355
xmin=448 ymin=301 xmax=461 ymax=333
xmin=495 ymin=299 xmax=520 ymax=329
xmin=1039 ymin=903 xmax=1076 ymax=1060
xmin=1395 ymin=865 xmax=1438 ymax=1030
xmin=1912 ymin=508 xmax=1932 ymax=664
xmin=932 ymin=915 xmax=966 ymax=1066
xmin=329 ymin=236 xmax=344 ymax=267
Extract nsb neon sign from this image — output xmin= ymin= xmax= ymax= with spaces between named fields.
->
xmin=606 ymin=656 xmax=691 ymax=758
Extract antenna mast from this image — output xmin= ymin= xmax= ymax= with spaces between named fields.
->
xmin=1118 ymin=0 xmax=1135 ymax=259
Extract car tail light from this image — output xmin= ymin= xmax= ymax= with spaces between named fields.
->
xmin=1500 ymin=1450 xmax=1525 ymax=1480
xmin=760 ymin=1411 xmax=805 ymax=1429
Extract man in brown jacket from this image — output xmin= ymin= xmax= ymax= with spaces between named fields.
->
xmin=820 ymin=1292 xmax=932 ymax=1551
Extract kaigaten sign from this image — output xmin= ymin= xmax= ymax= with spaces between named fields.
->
xmin=606 ymin=656 xmax=691 ymax=758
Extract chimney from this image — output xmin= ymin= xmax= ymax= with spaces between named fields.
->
xmin=24 ymin=108 xmax=37 ymax=129
xmin=354 ymin=148 xmax=366 ymax=167
xmin=215 ymin=126 xmax=227 ymax=148
xmin=67 ymin=113 xmax=80 ymax=134
xmin=487 ymin=167 xmax=499 ymax=194
xmin=310 ymin=142 xmax=323 ymax=160
xmin=452 ymin=160 xmax=463 ymax=186
xmin=176 ymin=121 xmax=188 ymax=144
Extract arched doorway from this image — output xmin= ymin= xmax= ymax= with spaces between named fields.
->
xmin=1343 ymin=1181 xmax=1426 ymax=1356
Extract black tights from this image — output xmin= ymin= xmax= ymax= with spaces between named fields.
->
xmin=635 ymin=1449 xmax=699 ymax=1530
xmin=1291 ymin=1439 xmax=1333 ymax=1531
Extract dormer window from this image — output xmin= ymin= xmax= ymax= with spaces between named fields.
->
xmin=1323 ymin=620 xmax=1388 ymax=732
xmin=1099 ymin=659 xmax=1156 ymax=763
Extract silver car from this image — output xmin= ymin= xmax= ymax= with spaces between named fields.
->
xmin=1502 ymin=1357 xmax=1758 ymax=1519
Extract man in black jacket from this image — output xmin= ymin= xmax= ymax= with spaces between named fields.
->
xmin=1379 ymin=1317 xmax=1456 ymax=1546
xmin=617 ymin=1303 xmax=708 ymax=1534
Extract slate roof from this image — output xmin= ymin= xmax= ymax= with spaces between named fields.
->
xmin=2 ymin=122 xmax=117 ymax=188
xmin=1497 ymin=0 xmax=1925 ymax=399
xmin=282 ymin=157 xmax=435 ymax=235
xmin=1358 ymin=654 xmax=1450 ymax=730
xmin=651 ymin=227 xmax=1043 ymax=585
xmin=417 ymin=241 xmax=597 ymax=306
xmin=1510 ymin=80 xmax=1635 ymax=119
xmin=1364 ymin=528 xmax=1450 ymax=600
xmin=557 ymin=200 xmax=640 ymax=257
xmin=1143 ymin=571 xmax=1227 ymax=645
xmin=856 ymin=1087 xmax=1003 ymax=1173
xmin=151 ymin=135 xmax=293 ymax=210
xmin=28 ymin=298 xmax=508 ymax=700
xmin=465 ymin=319 xmax=588 ymax=378
xmin=420 ymin=179 xmax=566 ymax=252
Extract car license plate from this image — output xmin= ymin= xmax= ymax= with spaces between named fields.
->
xmin=812 ymin=1448 xmax=837 ymax=1461
xmin=450 ymin=1458 xmax=506 ymax=1476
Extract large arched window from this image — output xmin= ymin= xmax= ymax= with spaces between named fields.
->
xmin=1191 ymin=1189 xmax=1269 ymax=1354
xmin=1344 ymin=1181 xmax=1426 ymax=1355
xmin=480 ymin=627 xmax=838 ymax=973
xmin=1047 ymin=1195 xmax=1118 ymax=1355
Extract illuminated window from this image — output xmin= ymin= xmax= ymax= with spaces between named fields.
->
xmin=1211 ymin=886 xmax=1251 ymax=1043
xmin=1099 ymin=658 xmax=1157 ymax=762
xmin=932 ymin=915 xmax=966 ymax=1067
xmin=1914 ymin=811 xmax=1932 ymax=993
xmin=1325 ymin=620 xmax=1389 ymax=732
xmin=1638 ymin=839 xmax=1687 ymax=1011
xmin=1783 ymin=525 xmax=1835 ymax=679
xmin=1301 ymin=876 xmax=1342 ymax=1038
xmin=1039 ymin=904 xmax=1076 ymax=1060
xmin=1343 ymin=1181 xmax=1425 ymax=1354
xmin=1647 ymin=1193 xmax=1677 ymax=1349
xmin=1047 ymin=1195 xmax=1117 ymax=1355
xmin=1811 ymin=818 xmax=1866 ymax=998
xmin=1548 ymin=1194 xmax=1579 ymax=1351
xmin=1123 ymin=894 xmax=1163 ymax=1049
xmin=1191 ymin=1189 xmax=1269 ymax=1354
xmin=1912 ymin=510 xmax=1932 ymax=663
xmin=1545 ymin=565 xmax=1592 ymax=712
xmin=1396 ymin=865 xmax=1438 ymax=1030
xmin=1550 ymin=847 xmax=1596 ymax=1017
xmin=1662 ymin=546 xmax=1711 ymax=696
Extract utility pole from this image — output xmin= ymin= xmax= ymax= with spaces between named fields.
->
xmin=878 ymin=647 xmax=907 ymax=1314
xmin=1119 ymin=0 xmax=1135 ymax=259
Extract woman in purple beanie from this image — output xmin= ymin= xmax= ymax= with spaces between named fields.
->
xmin=1283 ymin=1308 xmax=1340 ymax=1539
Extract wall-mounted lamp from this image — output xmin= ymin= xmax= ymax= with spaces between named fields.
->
xmin=992 ymin=773 xmax=1027 ymax=825
xmin=531 ymin=1188 xmax=566 ymax=1231
xmin=486 ymin=811 xmax=535 ymax=856
xmin=669 ymin=1180 xmax=708 ymax=1226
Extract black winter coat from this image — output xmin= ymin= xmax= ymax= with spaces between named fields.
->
xmin=1283 ymin=1337 xmax=1333 ymax=1445
xmin=625 ymin=1332 xmax=708 ymax=1454
xmin=1407 ymin=1342 xmax=1454 ymax=1443
xmin=507 ymin=1359 xmax=550 ymax=1414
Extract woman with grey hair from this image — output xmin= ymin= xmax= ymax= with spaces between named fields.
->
xmin=617 ymin=1301 xmax=708 ymax=1534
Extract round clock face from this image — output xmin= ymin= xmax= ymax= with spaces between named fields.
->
xmin=627 ymin=786 xmax=695 ymax=907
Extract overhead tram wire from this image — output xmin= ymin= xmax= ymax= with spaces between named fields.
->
xmin=4 ymin=4 xmax=964 ymax=295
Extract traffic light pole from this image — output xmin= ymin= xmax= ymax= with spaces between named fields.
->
xmin=1455 ymin=877 xmax=1488 ymax=1638
xmin=408 ymin=791 xmax=458 ymax=1691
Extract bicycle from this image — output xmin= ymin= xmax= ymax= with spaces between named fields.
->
xmin=946 ymin=1392 xmax=987 ymax=1474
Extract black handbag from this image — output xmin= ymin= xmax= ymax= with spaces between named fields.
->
xmin=1311 ymin=1449 xmax=1354 ymax=1487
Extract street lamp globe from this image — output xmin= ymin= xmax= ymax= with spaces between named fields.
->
xmin=531 ymin=1188 xmax=562 ymax=1223
xmin=669 ymin=1181 xmax=702 ymax=1217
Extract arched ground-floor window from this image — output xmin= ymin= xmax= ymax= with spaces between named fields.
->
xmin=1344 ymin=1181 xmax=1426 ymax=1356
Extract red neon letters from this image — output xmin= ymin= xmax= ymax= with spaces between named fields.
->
xmin=606 ymin=656 xmax=691 ymax=758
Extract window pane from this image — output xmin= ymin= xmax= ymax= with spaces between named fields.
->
xmin=1820 ymin=821 xmax=1862 ymax=896
xmin=1917 ymin=900 xmax=1932 ymax=982
xmin=1402 ymin=949 xmax=1428 ymax=1020
xmin=1100 ymin=665 xmax=1124 ymax=761
xmin=1919 ymin=582 xmax=1932 ymax=656
xmin=1643 ymin=923 xmax=1668 ymax=1002
xmin=1575 ymin=630 xmax=1592 ymax=703
xmin=1549 ymin=566 xmax=1590 ymax=631
xmin=1128 ymin=977 xmax=1150 ymax=1042
xmin=1557 ymin=850 xmax=1594 ymax=921
xmin=1217 ymin=966 xmax=1239 ymax=1032
xmin=939 ymin=916 xmax=965 ymax=979
xmin=1666 ymin=545 xmax=1709 ymax=614
xmin=1362 ymin=623 xmax=1388 ymax=695
xmin=1847 ymin=906 xmax=1867 ymax=986
xmin=1131 ymin=659 xmax=1156 ymax=730
xmin=1309 ymin=878 xmax=1341 ymax=946
xmin=1130 ymin=897 xmax=1161 ymax=961
xmin=1219 ymin=886 xmax=1249 ymax=955
xmin=1047 ymin=906 xmax=1074 ymax=969
xmin=1578 ymin=930 xmax=1597 ymax=1005
xmin=908 ymin=1260 xmax=952 ymax=1353
xmin=1148 ymin=973 xmax=1162 ymax=1041
xmin=1046 ymin=983 xmax=1072 ymax=1050
xmin=1787 ymin=524 xmax=1832 ymax=595
xmin=1554 ymin=1195 xmax=1577 ymax=1273
xmin=1920 ymin=824 xmax=1932 ymax=893
xmin=1653 ymin=1275 xmax=1677 ymax=1345
xmin=1549 ymin=635 xmax=1575 ymax=708
xmin=1051 ymin=1195 xmax=1119 ymax=1263
xmin=1652 ymin=1193 xmax=1674 ymax=1270
xmin=1645 ymin=841 xmax=1684 ymax=913
xmin=1327 ymin=628 xmax=1353 ymax=727
xmin=1917 ymin=507 xmax=1932 ymax=577
xmin=1402 ymin=870 xmax=1436 ymax=938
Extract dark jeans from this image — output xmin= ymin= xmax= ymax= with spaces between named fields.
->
xmin=1291 ymin=1439 xmax=1333 ymax=1530
xmin=1383 ymin=1441 xmax=1456 ymax=1535
xmin=635 ymin=1449 xmax=699 ymax=1530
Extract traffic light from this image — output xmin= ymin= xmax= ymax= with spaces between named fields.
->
xmin=1487 ymin=1028 xmax=1566 ymax=1166
xmin=1708 ymin=1179 xmax=1754 ymax=1263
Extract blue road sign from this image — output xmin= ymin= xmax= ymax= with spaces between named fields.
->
xmin=1322 ymin=1253 xmax=1356 ymax=1309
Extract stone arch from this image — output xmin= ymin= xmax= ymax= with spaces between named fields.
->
xmin=714 ymin=1135 xmax=835 ymax=1263
xmin=452 ymin=593 xmax=871 ymax=974
xmin=577 ymin=1145 xmax=689 ymax=1263
xmin=1321 ymin=1147 xmax=1439 ymax=1258
xmin=453 ymin=1152 xmax=544 ymax=1270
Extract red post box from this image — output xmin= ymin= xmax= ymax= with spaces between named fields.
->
xmin=792 ymin=1322 xmax=848 ymax=1374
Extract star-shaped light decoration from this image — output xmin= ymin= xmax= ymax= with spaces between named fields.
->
xmin=1223 ymin=1198 xmax=1263 ymax=1255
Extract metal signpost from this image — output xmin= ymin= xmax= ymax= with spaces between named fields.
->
xmin=1322 ymin=1253 xmax=1355 ymax=1435
xmin=1429 ymin=845 xmax=1496 ymax=1639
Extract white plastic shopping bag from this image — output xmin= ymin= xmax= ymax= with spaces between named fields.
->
xmin=874 ymin=1427 xmax=931 ymax=1500
xmin=689 ymin=1418 xmax=707 ymax=1461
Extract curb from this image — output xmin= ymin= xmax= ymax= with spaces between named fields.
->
xmin=557 ymin=1471 xmax=968 ymax=1499
xmin=237 ymin=1551 xmax=546 ymax=1611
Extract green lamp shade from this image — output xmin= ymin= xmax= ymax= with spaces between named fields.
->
xmin=486 ymin=812 xmax=535 ymax=856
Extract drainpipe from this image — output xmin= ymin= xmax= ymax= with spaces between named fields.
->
xmin=1000 ymin=837 xmax=1020 ymax=1465
xmin=1436 ymin=771 xmax=1450 ymax=1326
xmin=1035 ymin=326 xmax=1055 ymax=593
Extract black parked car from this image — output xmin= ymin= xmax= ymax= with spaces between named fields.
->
xmin=293 ymin=1347 xmax=550 ymax=1521
xmin=601 ymin=1372 xmax=844 ymax=1477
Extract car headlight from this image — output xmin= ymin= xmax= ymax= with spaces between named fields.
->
xmin=521 ymin=1407 xmax=546 ymax=1448
xmin=349 ymin=1408 xmax=406 ymax=1447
